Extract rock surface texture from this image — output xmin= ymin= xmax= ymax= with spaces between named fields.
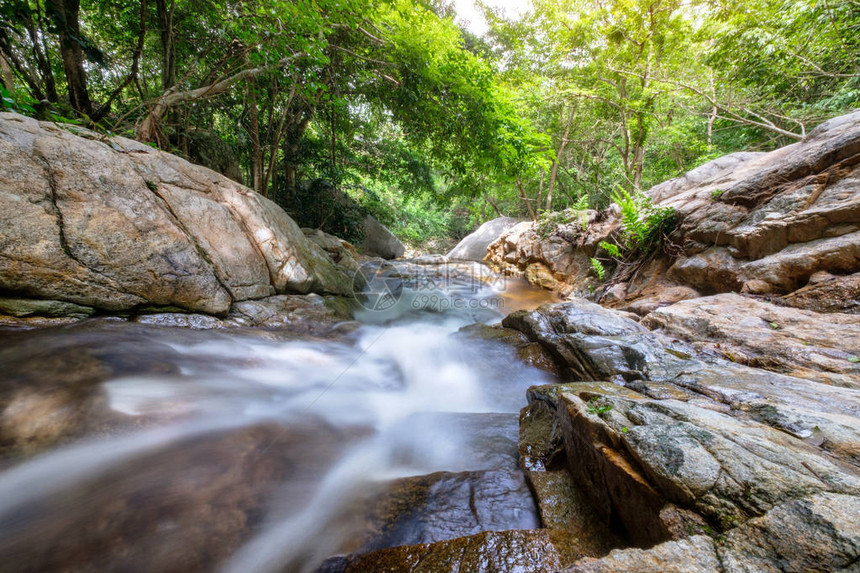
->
xmin=360 ymin=215 xmax=406 ymax=260
xmin=486 ymin=112 xmax=860 ymax=315
xmin=499 ymin=297 xmax=860 ymax=572
xmin=0 ymin=113 xmax=354 ymax=319
xmin=447 ymin=216 xmax=522 ymax=261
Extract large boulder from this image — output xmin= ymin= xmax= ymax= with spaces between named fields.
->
xmin=0 ymin=113 xmax=353 ymax=317
xmin=502 ymin=297 xmax=860 ymax=571
xmin=447 ymin=216 xmax=522 ymax=261
xmin=360 ymin=214 xmax=406 ymax=259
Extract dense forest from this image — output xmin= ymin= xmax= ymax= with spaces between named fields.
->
xmin=1 ymin=0 xmax=858 ymax=248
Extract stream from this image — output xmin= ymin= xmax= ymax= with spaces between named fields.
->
xmin=0 ymin=261 xmax=559 ymax=573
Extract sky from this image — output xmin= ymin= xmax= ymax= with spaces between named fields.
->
xmin=452 ymin=0 xmax=528 ymax=36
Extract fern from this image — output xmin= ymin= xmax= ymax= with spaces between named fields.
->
xmin=590 ymin=257 xmax=606 ymax=280
xmin=599 ymin=241 xmax=621 ymax=258
xmin=610 ymin=187 xmax=676 ymax=254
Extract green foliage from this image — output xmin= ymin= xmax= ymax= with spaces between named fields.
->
xmin=705 ymin=0 xmax=860 ymax=135
xmin=590 ymin=258 xmax=606 ymax=280
xmin=0 ymin=88 xmax=36 ymax=115
xmin=599 ymin=241 xmax=621 ymax=259
xmin=611 ymin=188 xmax=677 ymax=254
xmin=586 ymin=397 xmax=613 ymax=417
xmin=283 ymin=180 xmax=367 ymax=244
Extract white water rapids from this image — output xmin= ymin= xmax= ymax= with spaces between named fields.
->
xmin=0 ymin=263 xmax=557 ymax=573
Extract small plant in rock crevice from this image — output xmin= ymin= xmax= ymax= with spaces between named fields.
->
xmin=598 ymin=240 xmax=621 ymax=259
xmin=586 ymin=396 xmax=613 ymax=417
xmin=535 ymin=208 xmax=576 ymax=239
xmin=590 ymin=257 xmax=606 ymax=280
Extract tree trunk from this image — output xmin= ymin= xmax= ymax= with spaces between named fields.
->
xmin=0 ymin=51 xmax=14 ymax=93
xmin=547 ymin=103 xmax=577 ymax=211
xmin=47 ymin=0 xmax=93 ymax=117
xmin=33 ymin=2 xmax=58 ymax=101
xmin=247 ymin=81 xmax=263 ymax=194
xmin=23 ymin=3 xmax=58 ymax=102
xmin=155 ymin=0 xmax=175 ymax=91
xmin=536 ymin=169 xmax=544 ymax=214
xmin=137 ymin=53 xmax=301 ymax=142
xmin=516 ymin=178 xmax=536 ymax=220
xmin=484 ymin=192 xmax=503 ymax=218
xmin=263 ymin=84 xmax=297 ymax=193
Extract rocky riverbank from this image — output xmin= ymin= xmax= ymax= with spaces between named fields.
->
xmin=1 ymin=108 xmax=858 ymax=572
xmin=427 ymin=111 xmax=860 ymax=571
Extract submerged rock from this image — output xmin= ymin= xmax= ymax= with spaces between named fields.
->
xmin=346 ymin=469 xmax=540 ymax=553
xmin=325 ymin=528 xmax=605 ymax=573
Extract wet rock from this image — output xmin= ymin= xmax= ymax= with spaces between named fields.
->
xmin=447 ymin=217 xmax=522 ymax=262
xmin=0 ymin=112 xmax=352 ymax=317
xmin=517 ymin=399 xmax=625 ymax=562
xmin=133 ymin=313 xmax=226 ymax=329
xmin=130 ymin=294 xmax=357 ymax=332
xmin=642 ymin=293 xmax=860 ymax=388
xmin=458 ymin=323 xmax=559 ymax=376
xmin=327 ymin=529 xmax=596 ymax=573
xmin=0 ymin=297 xmax=95 ymax=319
xmin=525 ymin=262 xmax=561 ymax=291
xmin=502 ymin=299 xmax=681 ymax=381
xmin=350 ymin=469 xmax=540 ymax=552
xmin=385 ymin=412 xmax=522 ymax=473
xmin=225 ymin=294 xmax=355 ymax=333
xmin=565 ymin=535 xmax=721 ymax=573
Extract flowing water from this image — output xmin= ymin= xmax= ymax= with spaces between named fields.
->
xmin=0 ymin=262 xmax=558 ymax=573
